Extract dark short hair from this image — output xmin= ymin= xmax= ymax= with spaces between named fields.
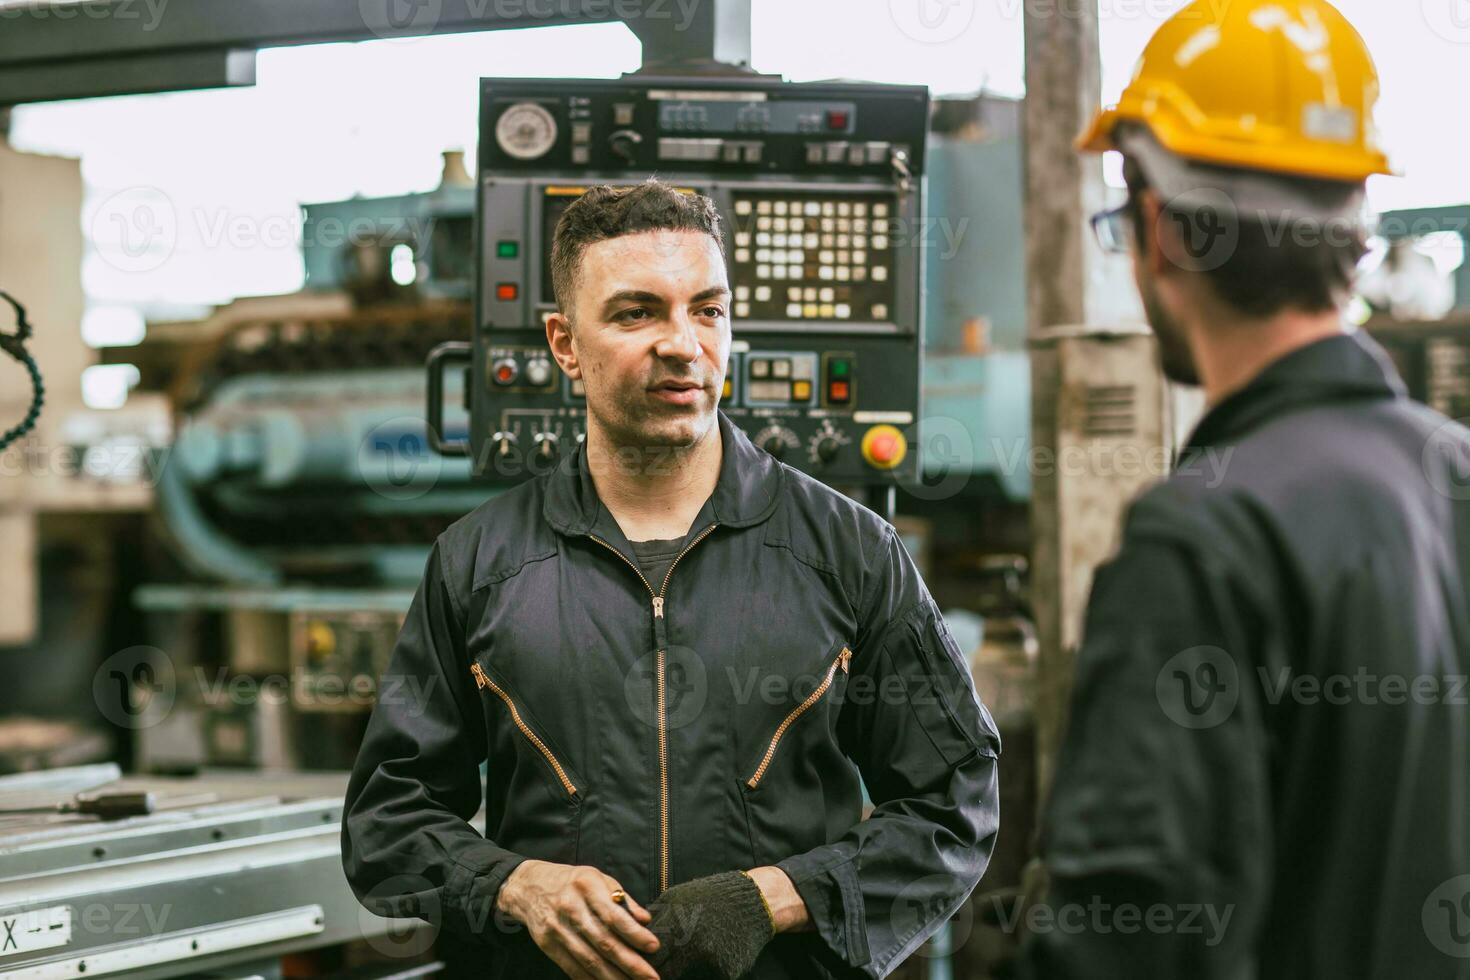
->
xmin=1123 ymin=156 xmax=1366 ymax=318
xmin=549 ymin=179 xmax=726 ymax=319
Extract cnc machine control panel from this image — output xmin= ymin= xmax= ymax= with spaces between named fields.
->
xmin=468 ymin=76 xmax=928 ymax=485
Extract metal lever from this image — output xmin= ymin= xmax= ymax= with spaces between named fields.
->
xmin=890 ymin=147 xmax=914 ymax=197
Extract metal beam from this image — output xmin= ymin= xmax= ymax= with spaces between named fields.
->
xmin=0 ymin=0 xmax=631 ymax=105
xmin=0 ymin=48 xmax=255 ymax=105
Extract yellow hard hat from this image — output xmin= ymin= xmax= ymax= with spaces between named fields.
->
xmin=1078 ymin=0 xmax=1395 ymax=182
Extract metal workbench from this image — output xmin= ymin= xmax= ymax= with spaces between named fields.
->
xmin=0 ymin=765 xmax=428 ymax=979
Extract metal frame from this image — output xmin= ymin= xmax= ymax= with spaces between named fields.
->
xmin=0 ymin=0 xmax=752 ymax=105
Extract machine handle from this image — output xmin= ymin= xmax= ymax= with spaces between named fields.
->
xmin=426 ymin=341 xmax=473 ymax=457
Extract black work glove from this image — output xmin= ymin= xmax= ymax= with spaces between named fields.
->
xmin=645 ymin=870 xmax=776 ymax=980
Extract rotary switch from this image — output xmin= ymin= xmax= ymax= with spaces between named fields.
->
xmin=754 ymin=424 xmax=799 ymax=461
xmin=807 ymin=421 xmax=851 ymax=466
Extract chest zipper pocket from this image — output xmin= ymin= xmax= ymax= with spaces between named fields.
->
xmin=471 ymin=661 xmax=580 ymax=803
xmin=745 ymin=644 xmax=852 ymax=790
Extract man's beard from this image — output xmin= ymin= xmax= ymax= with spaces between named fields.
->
xmin=1141 ymin=278 xmax=1200 ymax=386
xmin=597 ymin=385 xmax=714 ymax=451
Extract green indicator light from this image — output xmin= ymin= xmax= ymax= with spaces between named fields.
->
xmin=830 ymin=359 xmax=850 ymax=378
xmin=497 ymin=241 xmax=519 ymax=259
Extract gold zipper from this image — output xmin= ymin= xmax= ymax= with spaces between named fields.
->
xmin=746 ymin=646 xmax=852 ymax=790
xmin=589 ymin=522 xmax=719 ymax=894
xmin=470 ymin=662 xmax=577 ymax=798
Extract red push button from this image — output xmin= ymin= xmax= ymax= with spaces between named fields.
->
xmin=861 ymin=424 xmax=907 ymax=470
xmin=828 ymin=380 xmax=850 ymax=403
xmin=496 ymin=283 xmax=519 ymax=301
xmin=826 ymin=109 xmax=849 ymax=130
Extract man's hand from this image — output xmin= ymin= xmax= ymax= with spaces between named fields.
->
xmin=497 ymin=859 xmax=662 ymax=980
xmin=644 ymin=871 xmax=778 ymax=980
xmin=743 ymin=866 xmax=811 ymax=934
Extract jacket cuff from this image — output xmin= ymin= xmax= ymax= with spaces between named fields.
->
xmin=447 ymin=849 xmax=531 ymax=946
xmin=775 ymin=851 xmax=871 ymax=969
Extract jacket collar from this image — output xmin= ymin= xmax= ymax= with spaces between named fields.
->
xmin=542 ymin=409 xmax=783 ymax=537
xmin=1179 ymin=328 xmax=1407 ymax=466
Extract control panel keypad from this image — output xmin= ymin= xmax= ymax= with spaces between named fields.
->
xmin=730 ymin=192 xmax=895 ymax=323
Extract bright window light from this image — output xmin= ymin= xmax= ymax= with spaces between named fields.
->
xmin=81 ymin=364 xmax=141 ymax=410
xmin=81 ymin=306 xmax=146 ymax=348
xmin=390 ymin=244 xmax=417 ymax=287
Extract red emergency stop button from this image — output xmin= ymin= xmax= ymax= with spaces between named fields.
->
xmin=861 ymin=424 xmax=907 ymax=470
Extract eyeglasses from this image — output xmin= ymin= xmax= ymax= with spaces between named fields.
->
xmin=1090 ymin=203 xmax=1133 ymax=255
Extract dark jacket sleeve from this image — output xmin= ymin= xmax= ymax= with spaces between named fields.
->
xmin=341 ymin=538 xmax=530 ymax=946
xmin=1016 ymin=531 xmax=1271 ymax=978
xmin=775 ymin=523 xmax=1002 ymax=977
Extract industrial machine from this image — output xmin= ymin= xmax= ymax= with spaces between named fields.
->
xmin=428 ymin=76 xmax=932 ymax=491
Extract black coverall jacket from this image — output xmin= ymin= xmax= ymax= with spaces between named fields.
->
xmin=1021 ymin=332 xmax=1470 ymax=978
xmin=342 ymin=410 xmax=1002 ymax=979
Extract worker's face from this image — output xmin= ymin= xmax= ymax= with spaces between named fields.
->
xmin=1131 ymin=190 xmax=1201 ymax=386
xmin=547 ymin=230 xmax=731 ymax=449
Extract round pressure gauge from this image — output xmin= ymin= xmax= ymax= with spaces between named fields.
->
xmin=495 ymin=102 xmax=558 ymax=161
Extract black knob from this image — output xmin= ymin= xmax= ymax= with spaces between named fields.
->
xmin=816 ymin=437 xmax=841 ymax=463
xmin=761 ymin=436 xmax=787 ymax=459
xmin=609 ymin=129 xmax=643 ymax=164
